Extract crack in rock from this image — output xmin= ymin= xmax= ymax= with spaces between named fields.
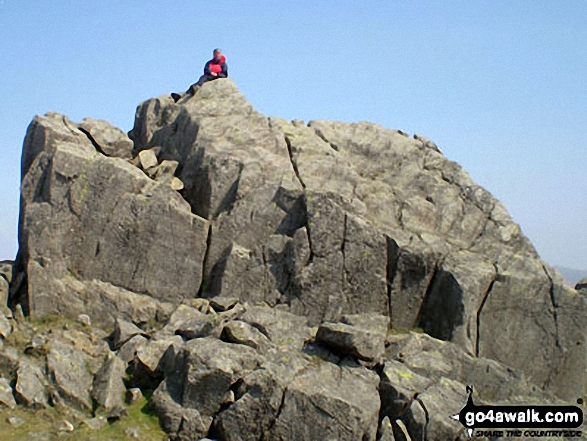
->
xmin=413 ymin=394 xmax=430 ymax=441
xmin=78 ymin=126 xmax=108 ymax=157
xmin=475 ymin=263 xmax=498 ymax=357
xmin=385 ymin=238 xmax=401 ymax=326
xmin=284 ymin=135 xmax=306 ymax=189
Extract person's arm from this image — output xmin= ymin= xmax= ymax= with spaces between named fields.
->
xmin=218 ymin=62 xmax=228 ymax=78
xmin=203 ymin=60 xmax=212 ymax=76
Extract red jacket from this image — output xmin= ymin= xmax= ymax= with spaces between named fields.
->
xmin=204 ymin=56 xmax=228 ymax=77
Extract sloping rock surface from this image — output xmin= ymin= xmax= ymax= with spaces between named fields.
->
xmin=5 ymin=78 xmax=586 ymax=440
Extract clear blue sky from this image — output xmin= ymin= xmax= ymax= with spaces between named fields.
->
xmin=1 ymin=1 xmax=586 ymax=269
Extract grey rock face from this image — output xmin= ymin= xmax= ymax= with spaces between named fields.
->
xmin=0 ymin=260 xmax=13 ymax=283
xmin=9 ymin=77 xmax=587 ymax=440
xmin=78 ymin=118 xmax=134 ymax=159
xmin=386 ymin=332 xmax=527 ymax=400
xmin=117 ymin=334 xmax=148 ymax=365
xmin=239 ymin=305 xmax=311 ymax=350
xmin=576 ymin=277 xmax=587 ymax=291
xmin=0 ymin=314 xmax=12 ymax=339
xmin=46 ymin=339 xmax=93 ymax=411
xmin=151 ymin=337 xmax=259 ymax=440
xmin=159 ymin=304 xmax=216 ymax=340
xmin=125 ymin=80 xmax=586 ymax=401
xmin=209 ymin=296 xmax=239 ymax=312
xmin=269 ymin=360 xmax=381 ymax=441
xmin=131 ymin=335 xmax=183 ymax=389
xmin=0 ymin=376 xmax=16 ymax=408
xmin=15 ymin=358 xmax=48 ymax=408
xmin=92 ymin=352 xmax=126 ymax=412
xmin=220 ymin=320 xmax=271 ymax=352
xmin=316 ymin=321 xmax=385 ymax=362
xmin=18 ymin=112 xmax=209 ymax=324
xmin=0 ymin=277 xmax=9 ymax=317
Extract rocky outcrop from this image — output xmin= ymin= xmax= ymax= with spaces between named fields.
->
xmin=124 ymin=79 xmax=585 ymax=400
xmin=4 ymin=78 xmax=586 ymax=439
xmin=16 ymin=112 xmax=209 ymax=325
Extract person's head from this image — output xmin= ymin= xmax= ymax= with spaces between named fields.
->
xmin=213 ymin=48 xmax=222 ymax=61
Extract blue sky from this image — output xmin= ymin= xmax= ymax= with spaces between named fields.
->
xmin=1 ymin=1 xmax=586 ymax=269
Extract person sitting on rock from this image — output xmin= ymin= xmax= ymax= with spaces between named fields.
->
xmin=172 ymin=48 xmax=228 ymax=102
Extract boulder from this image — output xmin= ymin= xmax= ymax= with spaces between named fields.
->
xmin=220 ymin=320 xmax=271 ymax=352
xmin=150 ymin=380 xmax=211 ymax=439
xmin=151 ymin=337 xmax=259 ymax=439
xmin=212 ymin=351 xmax=311 ymax=441
xmin=268 ymin=360 xmax=380 ymax=441
xmin=209 ymin=296 xmax=239 ymax=312
xmin=315 ymin=321 xmax=385 ymax=362
xmin=46 ymin=339 xmax=93 ymax=410
xmin=240 ymin=305 xmax=311 ymax=350
xmin=126 ymin=387 xmax=142 ymax=404
xmin=171 ymin=176 xmax=185 ymax=191
xmin=77 ymin=314 xmax=91 ymax=327
xmin=0 ymin=346 xmax=20 ymax=380
xmin=15 ymin=358 xmax=48 ymax=408
xmin=82 ymin=416 xmax=108 ymax=431
xmin=8 ymin=74 xmax=587 ymax=441
xmin=124 ymin=80 xmax=586 ymax=401
xmin=157 ymin=304 xmax=218 ymax=340
xmin=117 ymin=334 xmax=148 ymax=365
xmin=131 ymin=335 xmax=183 ymax=389
xmin=92 ymin=352 xmax=126 ymax=412
xmin=18 ymin=113 xmax=209 ymax=323
xmin=385 ymin=332 xmax=534 ymax=402
xmin=0 ymin=377 xmax=16 ymax=409
xmin=148 ymin=159 xmax=179 ymax=183
xmin=78 ymin=118 xmax=134 ymax=159
xmin=138 ymin=147 xmax=159 ymax=170
xmin=112 ymin=318 xmax=147 ymax=349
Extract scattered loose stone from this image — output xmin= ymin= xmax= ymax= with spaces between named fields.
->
xmin=77 ymin=314 xmax=91 ymax=327
xmin=8 ymin=415 xmax=25 ymax=428
xmin=113 ymin=318 xmax=147 ymax=349
xmin=126 ymin=387 xmax=143 ymax=404
xmin=138 ymin=148 xmax=159 ymax=170
xmin=82 ymin=416 xmax=108 ymax=431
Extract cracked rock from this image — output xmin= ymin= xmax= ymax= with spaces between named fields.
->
xmin=117 ymin=334 xmax=148 ymax=365
xmin=46 ymin=339 xmax=93 ymax=411
xmin=92 ymin=352 xmax=126 ymax=413
xmin=113 ymin=318 xmax=147 ymax=349
xmin=15 ymin=358 xmax=48 ymax=408
xmin=316 ymin=321 xmax=385 ymax=362
xmin=78 ymin=118 xmax=134 ymax=159
xmin=220 ymin=320 xmax=271 ymax=352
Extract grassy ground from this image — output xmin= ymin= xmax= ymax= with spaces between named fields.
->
xmin=0 ymin=396 xmax=167 ymax=441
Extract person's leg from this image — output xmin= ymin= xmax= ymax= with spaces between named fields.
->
xmin=196 ymin=75 xmax=214 ymax=88
xmin=183 ymin=75 xmax=210 ymax=96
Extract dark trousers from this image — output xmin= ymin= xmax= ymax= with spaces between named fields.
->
xmin=187 ymin=75 xmax=221 ymax=94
